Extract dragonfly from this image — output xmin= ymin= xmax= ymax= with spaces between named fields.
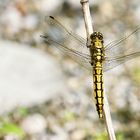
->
xmin=41 ymin=16 xmax=140 ymax=118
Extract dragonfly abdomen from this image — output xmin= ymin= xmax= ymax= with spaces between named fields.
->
xmin=93 ymin=63 xmax=104 ymax=118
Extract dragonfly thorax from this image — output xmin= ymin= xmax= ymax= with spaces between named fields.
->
xmin=90 ymin=32 xmax=105 ymax=64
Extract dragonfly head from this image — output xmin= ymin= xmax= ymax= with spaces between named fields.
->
xmin=90 ymin=32 xmax=103 ymax=41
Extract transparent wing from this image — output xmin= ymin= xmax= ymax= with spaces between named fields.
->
xmin=43 ymin=16 xmax=89 ymax=54
xmin=41 ymin=35 xmax=92 ymax=71
xmin=103 ymin=52 xmax=140 ymax=72
xmin=41 ymin=16 xmax=93 ymax=70
xmin=104 ymin=26 xmax=140 ymax=57
xmin=103 ymin=26 xmax=140 ymax=72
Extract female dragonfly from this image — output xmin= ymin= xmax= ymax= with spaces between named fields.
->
xmin=41 ymin=16 xmax=140 ymax=118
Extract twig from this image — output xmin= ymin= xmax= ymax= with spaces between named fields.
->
xmin=80 ymin=0 xmax=116 ymax=140
xmin=80 ymin=0 xmax=93 ymax=37
xmin=104 ymin=93 xmax=117 ymax=140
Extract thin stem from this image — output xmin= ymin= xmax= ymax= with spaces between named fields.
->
xmin=104 ymin=93 xmax=117 ymax=140
xmin=80 ymin=0 xmax=93 ymax=38
xmin=80 ymin=0 xmax=116 ymax=140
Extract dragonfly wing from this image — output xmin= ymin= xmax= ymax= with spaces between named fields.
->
xmin=41 ymin=35 xmax=92 ymax=71
xmin=41 ymin=16 xmax=93 ymax=71
xmin=43 ymin=16 xmax=89 ymax=55
xmin=104 ymin=26 xmax=140 ymax=57
xmin=103 ymin=26 xmax=140 ymax=71
xmin=103 ymin=51 xmax=140 ymax=72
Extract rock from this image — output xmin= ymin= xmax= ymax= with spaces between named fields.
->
xmin=21 ymin=114 xmax=46 ymax=134
xmin=0 ymin=40 xmax=66 ymax=113
xmin=71 ymin=129 xmax=86 ymax=140
xmin=4 ymin=135 xmax=19 ymax=140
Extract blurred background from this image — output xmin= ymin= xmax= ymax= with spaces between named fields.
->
xmin=0 ymin=0 xmax=140 ymax=139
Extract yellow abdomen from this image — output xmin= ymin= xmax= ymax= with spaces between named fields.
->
xmin=93 ymin=62 xmax=104 ymax=118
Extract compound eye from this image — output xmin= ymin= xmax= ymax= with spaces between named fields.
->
xmin=90 ymin=34 xmax=95 ymax=39
xmin=98 ymin=34 xmax=103 ymax=40
xmin=90 ymin=32 xmax=97 ymax=39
